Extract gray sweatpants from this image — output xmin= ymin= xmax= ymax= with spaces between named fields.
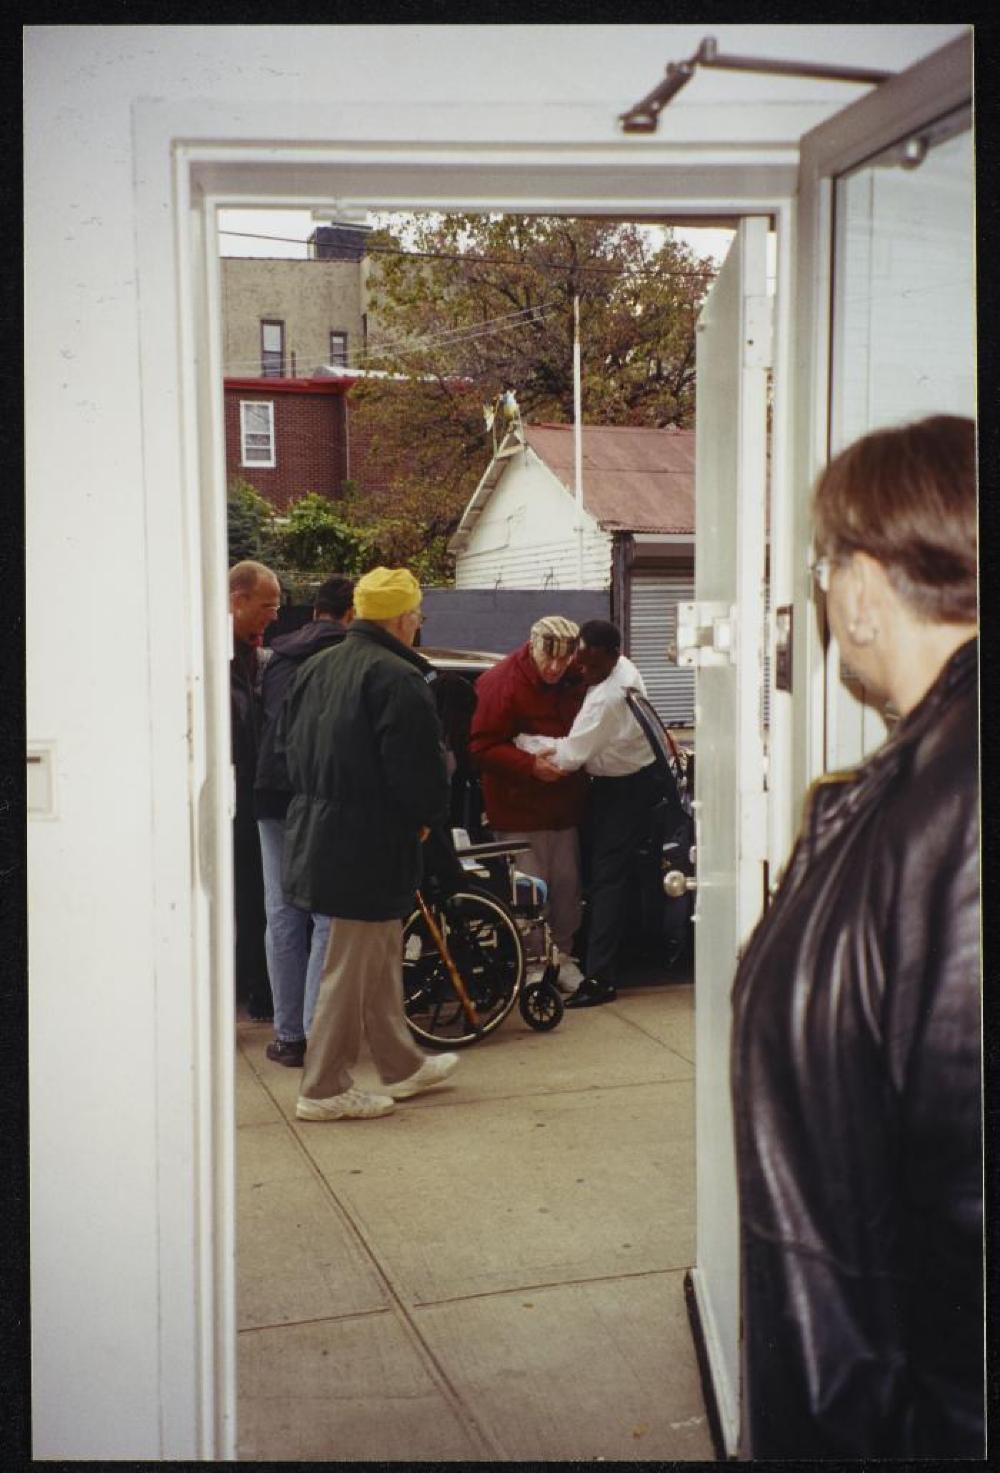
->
xmin=301 ymin=916 xmax=425 ymax=1100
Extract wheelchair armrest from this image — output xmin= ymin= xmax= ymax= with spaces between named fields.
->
xmin=456 ymin=839 xmax=533 ymax=862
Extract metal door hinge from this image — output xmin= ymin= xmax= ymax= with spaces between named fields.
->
xmin=676 ymin=601 xmax=737 ymax=666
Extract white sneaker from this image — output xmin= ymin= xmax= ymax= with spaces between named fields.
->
xmin=385 ymin=1052 xmax=459 ymax=1099
xmin=555 ymin=953 xmax=584 ymax=994
xmin=296 ymin=1086 xmax=396 ymax=1121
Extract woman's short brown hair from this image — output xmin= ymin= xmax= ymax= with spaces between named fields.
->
xmin=812 ymin=415 xmax=977 ymax=624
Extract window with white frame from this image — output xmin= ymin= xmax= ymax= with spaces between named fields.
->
xmin=260 ymin=319 xmax=284 ymax=377
xmin=329 ymin=330 xmax=348 ymax=366
xmin=240 ymin=400 xmax=275 ymax=467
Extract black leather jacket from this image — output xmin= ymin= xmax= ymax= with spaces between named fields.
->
xmin=731 ymin=639 xmax=981 ymax=1459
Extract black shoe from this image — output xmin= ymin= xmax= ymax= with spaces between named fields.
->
xmin=266 ymin=1037 xmax=306 ymax=1067
xmin=565 ymin=977 xmax=617 ymax=1009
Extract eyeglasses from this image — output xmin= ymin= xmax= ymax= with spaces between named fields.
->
xmin=409 ymin=609 xmax=425 ymax=626
xmin=808 ymin=555 xmax=837 ymax=593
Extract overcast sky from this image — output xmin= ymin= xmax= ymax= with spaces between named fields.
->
xmin=217 ymin=209 xmax=736 ymax=265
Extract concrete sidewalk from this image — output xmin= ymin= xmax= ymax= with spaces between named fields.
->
xmin=235 ymin=976 xmax=712 ymax=1462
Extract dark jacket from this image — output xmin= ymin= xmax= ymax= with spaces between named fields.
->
xmin=468 ymin=642 xmax=587 ymax=832
xmin=230 ymin=636 xmax=265 ymax=809
xmin=254 ymin=617 xmax=349 ymax=819
xmin=281 ymin=620 xmax=450 ymax=920
xmin=731 ymin=639 xmax=981 ymax=1459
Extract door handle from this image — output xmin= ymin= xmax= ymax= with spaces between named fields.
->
xmin=663 ymin=869 xmax=697 ymax=898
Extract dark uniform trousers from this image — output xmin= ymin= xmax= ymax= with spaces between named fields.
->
xmin=584 ymin=760 xmax=663 ymax=983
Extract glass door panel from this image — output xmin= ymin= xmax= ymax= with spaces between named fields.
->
xmin=825 ymin=110 xmax=974 ymax=766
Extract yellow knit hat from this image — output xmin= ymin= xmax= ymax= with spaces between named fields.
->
xmin=354 ymin=566 xmax=422 ymax=620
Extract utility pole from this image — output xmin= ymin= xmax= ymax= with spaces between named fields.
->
xmin=573 ymin=293 xmax=584 ymax=586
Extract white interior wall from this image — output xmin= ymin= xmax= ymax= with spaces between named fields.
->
xmin=24 ymin=22 xmax=968 ymax=1461
xmin=25 ymin=34 xmax=164 ymax=1457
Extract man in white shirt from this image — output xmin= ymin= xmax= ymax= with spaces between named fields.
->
xmin=515 ymin=619 xmax=662 ymax=1007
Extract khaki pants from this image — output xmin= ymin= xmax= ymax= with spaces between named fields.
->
xmin=301 ymin=916 xmax=425 ymax=1099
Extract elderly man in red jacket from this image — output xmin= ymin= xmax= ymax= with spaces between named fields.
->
xmin=468 ymin=615 xmax=588 ymax=994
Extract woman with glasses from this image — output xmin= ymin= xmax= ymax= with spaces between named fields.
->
xmin=731 ymin=416 xmax=981 ymax=1457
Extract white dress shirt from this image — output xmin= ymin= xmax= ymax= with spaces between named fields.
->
xmin=514 ymin=655 xmax=654 ymax=777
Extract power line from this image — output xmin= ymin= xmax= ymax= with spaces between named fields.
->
xmin=360 ymin=301 xmax=556 ymax=355
xmin=361 ymin=302 xmax=563 ymax=365
xmin=218 ymin=229 xmax=719 ymax=280
xmin=223 ymin=281 xmax=703 ymax=379
xmin=223 ymin=300 xmax=566 ymax=377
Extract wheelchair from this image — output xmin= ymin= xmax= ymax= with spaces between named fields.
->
xmin=402 ymin=837 xmax=566 ymax=1048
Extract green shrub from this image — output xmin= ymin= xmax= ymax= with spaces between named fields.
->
xmin=228 ymin=486 xmax=456 ymax=598
xmin=273 ymin=493 xmax=374 ymax=577
xmin=226 ymin=479 xmax=276 ymax=564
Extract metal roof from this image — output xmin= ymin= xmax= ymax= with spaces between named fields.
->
xmin=450 ymin=422 xmax=695 ymax=552
xmin=524 ymin=423 xmax=694 ymax=533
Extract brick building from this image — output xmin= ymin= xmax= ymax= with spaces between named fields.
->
xmin=224 ymin=356 xmax=482 ymax=520
xmin=223 ymin=376 xmax=352 ymax=510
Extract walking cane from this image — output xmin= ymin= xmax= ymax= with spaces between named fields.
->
xmin=415 ymin=890 xmax=483 ymax=1032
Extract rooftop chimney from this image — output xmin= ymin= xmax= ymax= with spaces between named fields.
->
xmin=308 ymin=220 xmax=372 ymax=262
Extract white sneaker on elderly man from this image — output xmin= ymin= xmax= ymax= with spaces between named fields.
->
xmin=296 ymin=1086 xmax=395 ymax=1121
xmin=386 ymin=1052 xmax=459 ymax=1099
xmin=555 ymin=953 xmax=584 ymax=994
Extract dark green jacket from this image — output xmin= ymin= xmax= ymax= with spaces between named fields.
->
xmin=281 ymin=620 xmax=450 ymax=920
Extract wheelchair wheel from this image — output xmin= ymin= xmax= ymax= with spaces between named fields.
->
xmin=402 ymin=888 xmax=525 ymax=1047
xmin=519 ymin=980 xmax=564 ymax=1032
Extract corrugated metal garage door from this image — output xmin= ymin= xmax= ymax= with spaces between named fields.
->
xmin=627 ymin=568 xmax=695 ymax=727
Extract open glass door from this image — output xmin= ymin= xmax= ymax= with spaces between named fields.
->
xmin=825 ymin=109 xmax=974 ymax=769
xmin=685 ymin=38 xmax=973 ymax=1444
xmin=793 ymin=33 xmax=973 ymax=788
xmin=684 ymin=215 xmax=770 ymax=1458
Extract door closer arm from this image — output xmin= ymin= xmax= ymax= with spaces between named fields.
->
xmin=619 ymin=36 xmax=891 ymax=134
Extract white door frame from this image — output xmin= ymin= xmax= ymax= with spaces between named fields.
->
xmin=789 ymin=32 xmax=972 ymax=811
xmin=133 ymin=43 xmax=972 ymax=1430
xmin=130 ymin=100 xmax=814 ymax=1457
xmin=689 ymin=216 xmax=772 ymax=1457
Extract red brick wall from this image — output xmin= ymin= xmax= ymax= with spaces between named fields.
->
xmin=225 ymin=386 xmax=348 ymax=511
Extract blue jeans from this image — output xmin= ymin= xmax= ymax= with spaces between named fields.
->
xmin=257 ymin=817 xmax=332 ymax=1042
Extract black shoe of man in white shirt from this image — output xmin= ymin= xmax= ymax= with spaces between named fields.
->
xmin=566 ymin=975 xmax=617 ymax=1008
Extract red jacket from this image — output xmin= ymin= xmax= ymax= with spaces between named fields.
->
xmin=469 ymin=642 xmax=588 ymax=831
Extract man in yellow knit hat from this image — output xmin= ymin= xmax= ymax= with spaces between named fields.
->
xmin=281 ymin=566 xmax=459 ymax=1119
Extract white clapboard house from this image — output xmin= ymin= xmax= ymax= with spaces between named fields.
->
xmin=449 ymin=420 xmax=695 ymax=725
